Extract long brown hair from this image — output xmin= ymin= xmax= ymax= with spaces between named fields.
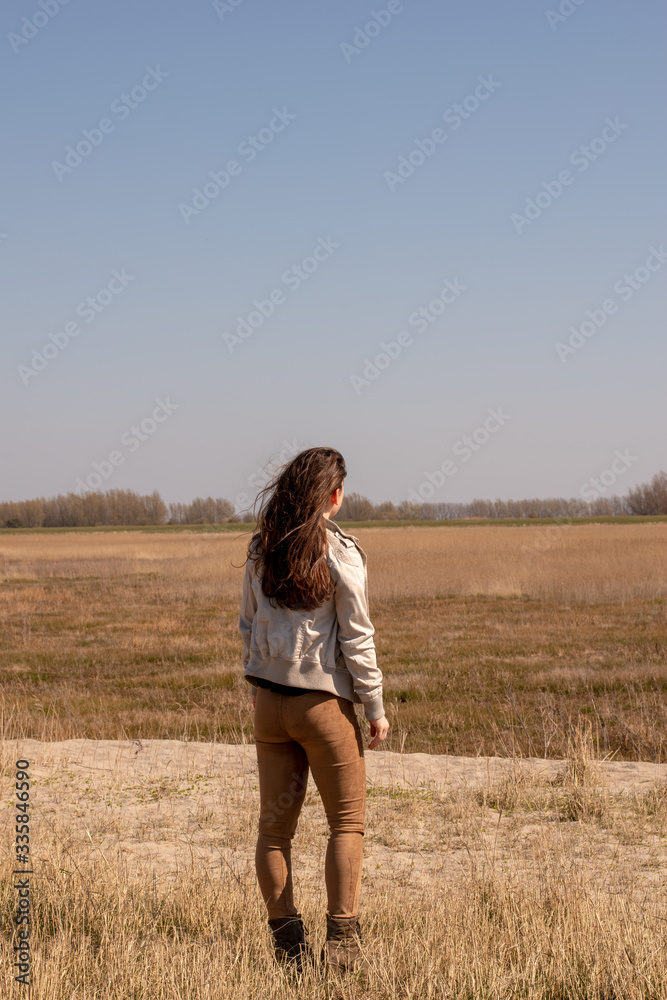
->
xmin=247 ymin=447 xmax=346 ymax=610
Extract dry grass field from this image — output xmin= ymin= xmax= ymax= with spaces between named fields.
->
xmin=2 ymin=524 xmax=667 ymax=997
xmin=1 ymin=523 xmax=666 ymax=759
xmin=2 ymin=731 xmax=667 ymax=998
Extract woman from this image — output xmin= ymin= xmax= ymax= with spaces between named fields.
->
xmin=239 ymin=446 xmax=390 ymax=980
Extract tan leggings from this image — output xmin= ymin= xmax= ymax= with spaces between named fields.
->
xmin=253 ymin=687 xmax=366 ymax=921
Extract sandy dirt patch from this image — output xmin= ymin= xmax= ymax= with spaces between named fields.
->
xmin=4 ymin=738 xmax=667 ymax=905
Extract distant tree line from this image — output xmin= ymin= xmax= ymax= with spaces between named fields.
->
xmin=0 ymin=490 xmax=250 ymax=528
xmin=625 ymin=471 xmax=667 ymax=516
xmin=338 ymin=492 xmax=631 ymax=521
xmin=168 ymin=497 xmax=236 ymax=524
xmin=337 ymin=470 xmax=667 ymax=520
xmin=1 ymin=471 xmax=665 ymax=527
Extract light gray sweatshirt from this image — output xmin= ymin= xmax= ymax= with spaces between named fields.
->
xmin=240 ymin=518 xmax=385 ymax=721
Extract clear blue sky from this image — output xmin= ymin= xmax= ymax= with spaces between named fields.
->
xmin=2 ymin=0 xmax=665 ymax=508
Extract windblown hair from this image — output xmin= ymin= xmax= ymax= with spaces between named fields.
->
xmin=247 ymin=447 xmax=347 ymax=611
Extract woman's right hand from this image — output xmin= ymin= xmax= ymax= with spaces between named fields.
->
xmin=368 ymin=716 xmax=389 ymax=750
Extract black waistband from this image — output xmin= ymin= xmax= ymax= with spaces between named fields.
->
xmin=251 ymin=676 xmax=320 ymax=697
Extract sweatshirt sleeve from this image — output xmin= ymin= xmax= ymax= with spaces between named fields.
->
xmin=331 ymin=546 xmax=385 ymax=722
xmin=239 ymin=558 xmax=258 ymax=685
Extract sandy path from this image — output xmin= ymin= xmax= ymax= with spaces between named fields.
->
xmin=6 ymin=737 xmax=666 ymax=792
xmin=4 ymin=739 xmax=667 ymax=905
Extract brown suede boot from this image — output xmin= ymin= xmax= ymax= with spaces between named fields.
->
xmin=267 ymin=913 xmax=317 ymax=974
xmin=320 ymin=914 xmax=369 ymax=983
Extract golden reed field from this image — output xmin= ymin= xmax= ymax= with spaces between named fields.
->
xmin=1 ymin=523 xmax=666 ymax=757
xmin=2 ymin=523 xmax=667 ymax=998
